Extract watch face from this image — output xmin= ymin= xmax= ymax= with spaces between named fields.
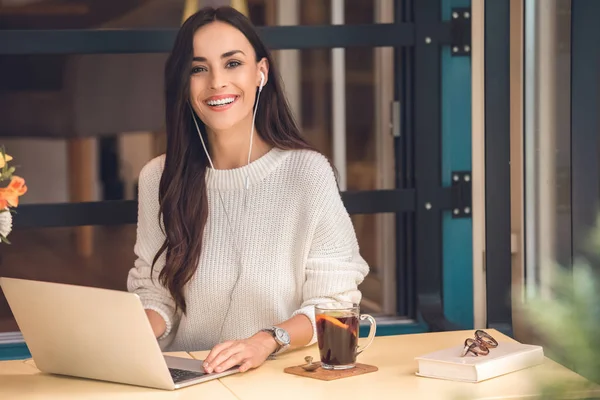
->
xmin=275 ymin=328 xmax=290 ymax=344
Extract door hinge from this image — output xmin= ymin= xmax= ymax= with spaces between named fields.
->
xmin=483 ymin=251 xmax=486 ymax=272
xmin=451 ymin=170 xmax=472 ymax=218
xmin=451 ymin=7 xmax=471 ymax=57
xmin=391 ymin=100 xmax=401 ymax=137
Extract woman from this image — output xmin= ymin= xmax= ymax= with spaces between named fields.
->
xmin=127 ymin=6 xmax=369 ymax=374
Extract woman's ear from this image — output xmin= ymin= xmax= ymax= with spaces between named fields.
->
xmin=257 ymin=58 xmax=269 ymax=87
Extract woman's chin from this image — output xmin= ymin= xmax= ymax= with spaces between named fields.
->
xmin=205 ymin=119 xmax=245 ymax=134
xmin=208 ymin=122 xmax=233 ymax=132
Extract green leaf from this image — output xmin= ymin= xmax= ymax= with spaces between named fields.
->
xmin=524 ymin=260 xmax=600 ymax=387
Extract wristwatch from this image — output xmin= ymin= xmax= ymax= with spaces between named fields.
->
xmin=260 ymin=326 xmax=291 ymax=355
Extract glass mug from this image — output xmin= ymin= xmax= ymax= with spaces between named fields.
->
xmin=315 ymin=302 xmax=376 ymax=370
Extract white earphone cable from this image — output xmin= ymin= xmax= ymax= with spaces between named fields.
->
xmin=187 ymin=75 xmax=263 ymax=342
xmin=245 ymin=73 xmax=263 ymax=189
xmin=189 ymin=102 xmax=242 ymax=260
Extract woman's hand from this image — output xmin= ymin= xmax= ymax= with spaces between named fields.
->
xmin=203 ymin=332 xmax=278 ymax=373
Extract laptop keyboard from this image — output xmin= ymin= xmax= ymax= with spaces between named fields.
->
xmin=169 ymin=368 xmax=206 ymax=383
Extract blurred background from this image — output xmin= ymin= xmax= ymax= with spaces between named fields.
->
xmin=0 ymin=0 xmax=397 ymax=333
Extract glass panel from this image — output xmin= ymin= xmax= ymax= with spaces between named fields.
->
xmin=524 ymin=0 xmax=572 ymax=297
xmin=0 ymin=0 xmax=402 ymax=333
xmin=0 ymin=225 xmax=137 ymax=332
xmin=0 ymin=47 xmax=400 ymax=329
xmin=275 ymin=45 xmax=398 ymax=317
xmin=0 ymin=0 xmax=384 ymax=30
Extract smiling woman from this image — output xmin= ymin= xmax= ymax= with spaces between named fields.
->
xmin=189 ymin=35 xmax=265 ymax=136
xmin=126 ymin=6 xmax=370 ymax=375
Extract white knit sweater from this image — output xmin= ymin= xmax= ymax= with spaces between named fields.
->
xmin=127 ymin=147 xmax=369 ymax=352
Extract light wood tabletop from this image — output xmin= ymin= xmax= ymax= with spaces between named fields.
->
xmin=189 ymin=329 xmax=599 ymax=400
xmin=0 ymin=351 xmax=237 ymax=399
xmin=1 ymin=330 xmax=598 ymax=399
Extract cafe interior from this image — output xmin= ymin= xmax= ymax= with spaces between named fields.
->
xmin=0 ymin=0 xmax=599 ymax=398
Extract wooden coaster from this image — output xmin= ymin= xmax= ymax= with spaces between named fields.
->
xmin=284 ymin=362 xmax=378 ymax=381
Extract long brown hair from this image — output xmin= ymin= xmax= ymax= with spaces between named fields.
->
xmin=153 ymin=6 xmax=317 ymax=314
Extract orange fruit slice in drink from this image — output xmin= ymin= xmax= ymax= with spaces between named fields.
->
xmin=316 ymin=314 xmax=349 ymax=330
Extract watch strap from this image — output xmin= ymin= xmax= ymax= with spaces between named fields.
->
xmin=260 ymin=327 xmax=289 ymax=356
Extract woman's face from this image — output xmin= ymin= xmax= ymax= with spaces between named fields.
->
xmin=189 ymin=21 xmax=268 ymax=134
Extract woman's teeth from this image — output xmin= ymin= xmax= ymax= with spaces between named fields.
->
xmin=207 ymin=97 xmax=236 ymax=106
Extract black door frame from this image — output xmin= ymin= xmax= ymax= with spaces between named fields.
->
xmin=484 ymin=0 xmax=512 ymax=336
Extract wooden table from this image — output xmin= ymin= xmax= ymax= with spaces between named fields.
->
xmin=1 ymin=330 xmax=598 ymax=399
xmin=0 ymin=351 xmax=236 ymax=399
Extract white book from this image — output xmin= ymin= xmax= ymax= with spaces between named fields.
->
xmin=415 ymin=341 xmax=545 ymax=383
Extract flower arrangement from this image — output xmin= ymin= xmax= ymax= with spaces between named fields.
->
xmin=0 ymin=147 xmax=27 ymax=244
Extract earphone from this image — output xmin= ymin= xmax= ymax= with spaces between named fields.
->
xmin=259 ymin=71 xmax=265 ymax=92
xmin=189 ymin=70 xmax=265 ymax=189
xmin=245 ymin=70 xmax=265 ymax=190
xmin=187 ymin=69 xmax=266 ymax=342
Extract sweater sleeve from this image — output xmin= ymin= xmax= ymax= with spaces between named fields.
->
xmin=291 ymin=157 xmax=370 ymax=345
xmin=127 ymin=156 xmax=179 ymax=341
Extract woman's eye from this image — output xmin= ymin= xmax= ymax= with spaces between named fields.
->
xmin=191 ymin=66 xmax=206 ymax=74
xmin=226 ymin=60 xmax=241 ymax=68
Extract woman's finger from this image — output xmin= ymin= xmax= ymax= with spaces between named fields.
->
xmin=204 ymin=341 xmax=234 ymax=371
xmin=238 ymin=360 xmax=253 ymax=373
xmin=209 ymin=343 xmax=245 ymax=372
xmin=213 ymin=352 xmax=246 ymax=373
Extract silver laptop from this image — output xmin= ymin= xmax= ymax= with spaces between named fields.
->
xmin=0 ymin=277 xmax=239 ymax=390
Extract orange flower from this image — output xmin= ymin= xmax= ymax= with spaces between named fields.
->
xmin=0 ymin=176 xmax=27 ymax=209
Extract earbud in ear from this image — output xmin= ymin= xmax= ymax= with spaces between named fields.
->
xmin=259 ymin=71 xmax=265 ymax=91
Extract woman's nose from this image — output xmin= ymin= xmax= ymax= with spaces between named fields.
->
xmin=209 ymin=71 xmax=227 ymax=90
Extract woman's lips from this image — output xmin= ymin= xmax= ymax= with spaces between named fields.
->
xmin=204 ymin=95 xmax=240 ymax=111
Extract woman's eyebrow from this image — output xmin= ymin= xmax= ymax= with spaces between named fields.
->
xmin=192 ymin=50 xmax=245 ymax=62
